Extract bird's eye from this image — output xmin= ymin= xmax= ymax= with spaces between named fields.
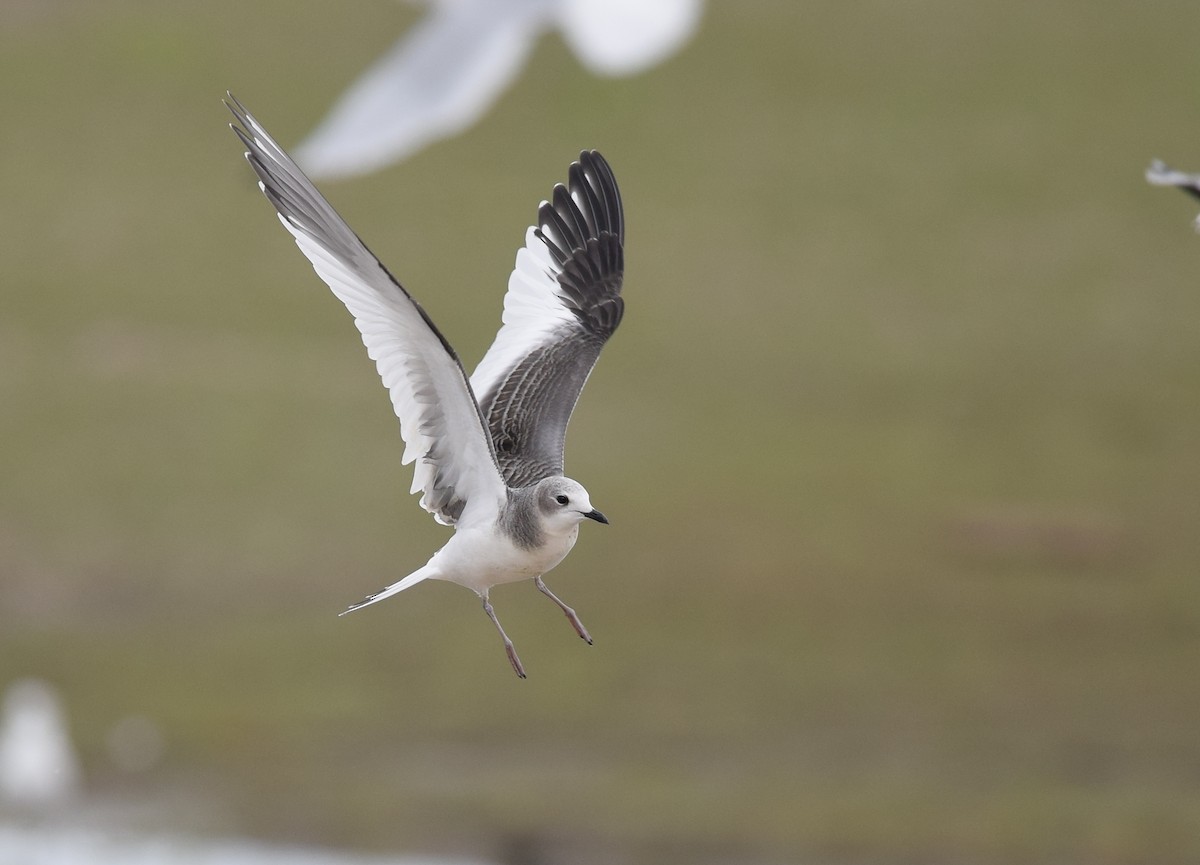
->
xmin=555 ymin=494 xmax=569 ymax=505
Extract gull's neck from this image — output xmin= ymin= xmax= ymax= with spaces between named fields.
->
xmin=498 ymin=486 xmax=545 ymax=551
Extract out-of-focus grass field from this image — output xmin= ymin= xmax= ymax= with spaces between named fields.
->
xmin=3 ymin=1 xmax=1200 ymax=862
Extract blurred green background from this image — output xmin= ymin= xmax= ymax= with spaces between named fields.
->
xmin=3 ymin=1 xmax=1200 ymax=862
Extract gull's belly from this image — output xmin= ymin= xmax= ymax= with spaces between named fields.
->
xmin=431 ymin=524 xmax=579 ymax=593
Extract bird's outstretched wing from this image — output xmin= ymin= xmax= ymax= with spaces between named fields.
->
xmin=1147 ymin=159 xmax=1200 ymax=201
xmin=227 ymin=94 xmax=506 ymax=526
xmin=470 ymin=150 xmax=624 ymax=488
xmin=556 ymin=0 xmax=704 ymax=76
xmin=293 ymin=0 xmax=545 ymax=180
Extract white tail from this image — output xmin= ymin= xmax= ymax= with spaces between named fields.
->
xmin=339 ymin=566 xmax=433 ymax=616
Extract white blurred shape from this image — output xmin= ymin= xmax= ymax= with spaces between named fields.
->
xmin=557 ymin=0 xmax=703 ymax=75
xmin=0 ymin=824 xmax=492 ymax=865
xmin=294 ymin=0 xmax=704 ymax=179
xmin=295 ymin=0 xmax=544 ymax=179
xmin=1146 ymin=158 xmax=1200 ymax=232
xmin=106 ymin=715 xmax=166 ymax=774
xmin=0 ymin=679 xmax=81 ymax=806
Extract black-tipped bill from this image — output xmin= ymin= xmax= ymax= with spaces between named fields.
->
xmin=583 ymin=508 xmax=609 ymax=525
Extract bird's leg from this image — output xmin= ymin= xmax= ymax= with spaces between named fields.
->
xmin=534 ymin=576 xmax=593 ymax=645
xmin=481 ymin=593 xmax=526 ymax=679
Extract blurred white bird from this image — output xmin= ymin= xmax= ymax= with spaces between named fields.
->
xmin=1147 ymin=158 xmax=1200 ymax=230
xmin=294 ymin=0 xmax=703 ymax=178
xmin=0 ymin=679 xmax=81 ymax=807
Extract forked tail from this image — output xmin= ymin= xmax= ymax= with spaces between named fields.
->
xmin=339 ymin=567 xmax=432 ymax=616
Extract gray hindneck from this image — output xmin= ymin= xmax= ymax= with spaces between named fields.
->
xmin=497 ymin=486 xmax=544 ymax=551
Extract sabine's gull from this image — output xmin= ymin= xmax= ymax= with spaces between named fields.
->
xmin=293 ymin=0 xmax=702 ymax=178
xmin=227 ymin=95 xmax=624 ymax=678
xmin=1146 ymin=158 xmax=1200 ymax=229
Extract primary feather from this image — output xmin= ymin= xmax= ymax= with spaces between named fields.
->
xmin=471 ymin=151 xmax=625 ymax=487
xmin=227 ymin=94 xmax=506 ymax=527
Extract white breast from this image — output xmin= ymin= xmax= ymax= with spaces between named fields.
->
xmin=428 ymin=522 xmax=579 ymax=593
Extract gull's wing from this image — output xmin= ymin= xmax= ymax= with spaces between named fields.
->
xmin=1147 ymin=159 xmax=1200 ymax=231
xmin=227 ymin=95 xmax=506 ymax=526
xmin=1147 ymin=159 xmax=1200 ymax=199
xmin=293 ymin=0 xmax=548 ymax=180
xmin=556 ymin=0 xmax=703 ymax=76
xmin=470 ymin=151 xmax=624 ymax=488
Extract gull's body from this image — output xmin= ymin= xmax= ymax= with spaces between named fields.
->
xmin=227 ymin=95 xmax=624 ymax=677
xmin=375 ymin=486 xmax=587 ymax=599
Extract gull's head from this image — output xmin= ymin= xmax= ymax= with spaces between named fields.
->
xmin=536 ymin=477 xmax=608 ymax=529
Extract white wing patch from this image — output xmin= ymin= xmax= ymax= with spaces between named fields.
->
xmin=469 ymin=223 xmax=576 ymax=404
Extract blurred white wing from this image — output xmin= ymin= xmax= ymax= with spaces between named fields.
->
xmin=294 ymin=0 xmax=549 ymax=180
xmin=293 ymin=0 xmax=703 ymax=178
xmin=1146 ymin=159 xmax=1200 ymax=193
xmin=1146 ymin=159 xmax=1200 ymax=231
xmin=556 ymin=0 xmax=703 ymax=75
xmin=228 ymin=96 xmax=507 ymax=526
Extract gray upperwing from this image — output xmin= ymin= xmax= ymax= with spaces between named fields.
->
xmin=477 ymin=150 xmax=625 ymax=487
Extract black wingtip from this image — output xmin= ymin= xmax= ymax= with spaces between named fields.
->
xmin=574 ymin=150 xmax=624 ymax=244
xmin=537 ymin=149 xmax=624 ymax=253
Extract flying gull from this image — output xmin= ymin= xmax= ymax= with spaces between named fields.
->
xmin=293 ymin=0 xmax=703 ymax=178
xmin=227 ymin=94 xmax=624 ymax=678
xmin=1146 ymin=158 xmax=1200 ymax=230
